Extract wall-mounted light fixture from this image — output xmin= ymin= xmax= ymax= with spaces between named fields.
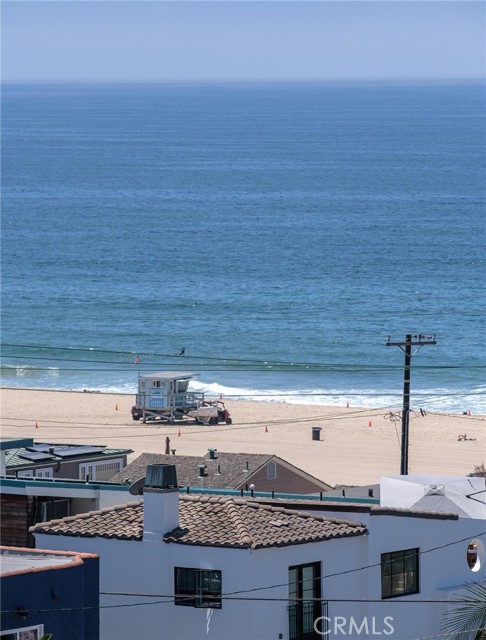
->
xmin=16 ymin=605 xmax=28 ymax=619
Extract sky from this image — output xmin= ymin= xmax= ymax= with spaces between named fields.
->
xmin=1 ymin=1 xmax=485 ymax=82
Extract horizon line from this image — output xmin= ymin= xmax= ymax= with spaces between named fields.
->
xmin=2 ymin=76 xmax=485 ymax=85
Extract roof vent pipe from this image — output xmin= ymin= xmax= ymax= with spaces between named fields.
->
xmin=208 ymin=449 xmax=217 ymax=460
xmin=198 ymin=464 xmax=206 ymax=477
xmin=145 ymin=464 xmax=178 ymax=489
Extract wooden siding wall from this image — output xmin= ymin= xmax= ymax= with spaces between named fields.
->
xmin=7 ymin=454 xmax=128 ymax=480
xmin=0 ymin=494 xmax=34 ymax=547
xmin=241 ymin=463 xmax=326 ymax=495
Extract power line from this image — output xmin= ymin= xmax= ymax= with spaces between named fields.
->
xmin=214 ymin=534 xmax=486 ymax=599
xmin=2 ymin=594 xmax=485 ymax=616
xmin=21 ymin=525 xmax=486 ymax=606
xmin=1 ymin=380 xmax=484 ymax=401
xmin=1 ymin=404 xmax=484 ymax=443
xmin=2 ymin=405 xmax=469 ymax=440
xmin=2 ymin=341 xmax=485 ymax=370
xmin=3 ymin=529 xmax=484 ymax=615
xmin=1 ymin=596 xmax=484 ymax=640
xmin=2 ymin=354 xmax=485 ymax=372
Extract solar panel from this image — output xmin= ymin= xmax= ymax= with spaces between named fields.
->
xmin=53 ymin=446 xmax=104 ymax=458
xmin=26 ymin=444 xmax=52 ymax=453
xmin=18 ymin=451 xmax=55 ymax=462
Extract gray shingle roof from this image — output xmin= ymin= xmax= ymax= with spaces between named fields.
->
xmin=110 ymin=451 xmax=330 ymax=491
xmin=30 ymin=495 xmax=367 ymax=549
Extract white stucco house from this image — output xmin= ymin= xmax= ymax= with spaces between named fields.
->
xmin=30 ymin=465 xmax=486 ymax=640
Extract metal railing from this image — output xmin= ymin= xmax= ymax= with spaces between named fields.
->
xmin=137 ymin=391 xmax=205 ymax=410
xmin=288 ymin=600 xmax=328 ymax=640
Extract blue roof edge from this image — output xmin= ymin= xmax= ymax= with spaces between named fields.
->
xmin=0 ymin=476 xmax=380 ymax=504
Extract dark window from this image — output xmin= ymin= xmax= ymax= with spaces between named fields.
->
xmin=381 ymin=548 xmax=419 ymax=599
xmin=288 ymin=562 xmax=323 ymax=640
xmin=174 ymin=567 xmax=222 ymax=609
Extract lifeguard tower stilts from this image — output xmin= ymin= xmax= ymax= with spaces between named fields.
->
xmin=131 ymin=372 xmax=232 ymax=425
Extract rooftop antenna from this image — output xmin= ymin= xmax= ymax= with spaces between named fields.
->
xmin=386 ymin=334 xmax=437 ymax=475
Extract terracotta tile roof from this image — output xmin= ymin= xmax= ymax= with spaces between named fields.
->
xmin=30 ymin=495 xmax=366 ymax=549
xmin=30 ymin=502 xmax=143 ymax=541
xmin=167 ymin=496 xmax=367 ymax=549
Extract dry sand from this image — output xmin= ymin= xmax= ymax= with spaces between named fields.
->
xmin=1 ymin=388 xmax=484 ymax=486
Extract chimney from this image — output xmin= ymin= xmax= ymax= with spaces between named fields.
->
xmin=143 ymin=464 xmax=179 ymax=542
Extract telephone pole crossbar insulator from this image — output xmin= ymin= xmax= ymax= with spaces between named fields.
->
xmin=386 ymin=339 xmax=437 ymax=347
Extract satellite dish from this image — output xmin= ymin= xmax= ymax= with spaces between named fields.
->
xmin=129 ymin=477 xmax=146 ymax=496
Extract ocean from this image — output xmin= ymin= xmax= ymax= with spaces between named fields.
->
xmin=1 ymin=82 xmax=485 ymax=413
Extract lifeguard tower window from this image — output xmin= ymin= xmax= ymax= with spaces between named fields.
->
xmin=153 ymin=381 xmax=161 ymax=388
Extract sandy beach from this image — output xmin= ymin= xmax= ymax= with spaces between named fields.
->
xmin=1 ymin=387 xmax=484 ymax=486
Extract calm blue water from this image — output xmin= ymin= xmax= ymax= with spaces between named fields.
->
xmin=1 ymin=82 xmax=485 ymax=412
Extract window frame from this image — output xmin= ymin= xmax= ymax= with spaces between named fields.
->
xmin=0 ymin=624 xmax=44 ymax=639
xmin=381 ymin=547 xmax=419 ymax=599
xmin=36 ymin=467 xmax=54 ymax=478
xmin=288 ymin=561 xmax=322 ymax=640
xmin=16 ymin=470 xmax=34 ymax=478
xmin=79 ymin=458 xmax=123 ymax=481
xmin=174 ymin=567 xmax=222 ymax=609
xmin=267 ymin=461 xmax=277 ymax=480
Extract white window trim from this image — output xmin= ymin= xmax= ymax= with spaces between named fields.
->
xmin=36 ymin=467 xmax=54 ymax=478
xmin=17 ymin=470 xmax=34 ymax=478
xmin=79 ymin=458 xmax=123 ymax=481
xmin=0 ymin=623 xmax=44 ymax=639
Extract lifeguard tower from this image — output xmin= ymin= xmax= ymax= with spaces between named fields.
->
xmin=131 ymin=372 xmax=232 ymax=425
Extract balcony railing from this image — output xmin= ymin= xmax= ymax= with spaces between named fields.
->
xmin=288 ymin=601 xmax=328 ymax=640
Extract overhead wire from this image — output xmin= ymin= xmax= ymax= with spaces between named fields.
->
xmin=3 ymin=404 xmax=472 ymax=442
xmin=2 ymin=341 xmax=485 ymax=370
xmin=26 ymin=507 xmax=486 ymax=602
xmin=1 ymin=381 xmax=484 ymax=404
xmin=210 ymin=534 xmax=486 ymax=599
xmin=2 ymin=593 xmax=485 ymax=615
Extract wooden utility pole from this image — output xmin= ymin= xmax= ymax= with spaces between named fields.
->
xmin=386 ymin=334 xmax=437 ymax=475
